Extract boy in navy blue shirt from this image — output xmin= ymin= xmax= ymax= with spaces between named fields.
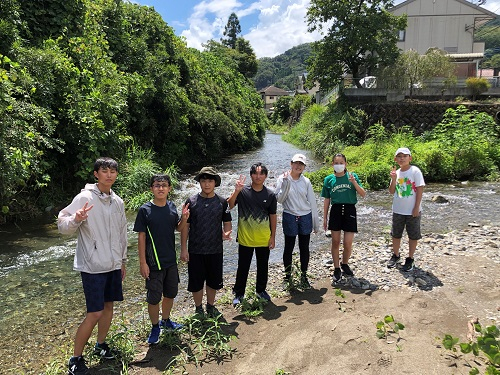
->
xmin=133 ymin=174 xmax=189 ymax=344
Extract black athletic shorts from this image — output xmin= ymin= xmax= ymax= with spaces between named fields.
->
xmin=328 ymin=204 xmax=358 ymax=233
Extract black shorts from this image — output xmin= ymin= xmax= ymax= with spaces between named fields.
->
xmin=391 ymin=213 xmax=422 ymax=240
xmin=187 ymin=253 xmax=223 ymax=292
xmin=146 ymin=265 xmax=179 ymax=304
xmin=81 ymin=269 xmax=123 ymax=313
xmin=328 ymin=204 xmax=358 ymax=233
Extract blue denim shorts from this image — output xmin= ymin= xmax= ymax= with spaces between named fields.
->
xmin=81 ymin=269 xmax=123 ymax=313
xmin=282 ymin=212 xmax=313 ymax=237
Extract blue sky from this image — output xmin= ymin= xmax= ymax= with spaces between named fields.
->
xmin=133 ymin=0 xmax=500 ymax=58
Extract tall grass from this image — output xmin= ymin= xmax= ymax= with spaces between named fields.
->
xmin=294 ymin=105 xmax=500 ymax=190
xmin=114 ymin=144 xmax=179 ymax=210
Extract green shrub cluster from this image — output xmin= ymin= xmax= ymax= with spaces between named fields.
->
xmin=0 ymin=0 xmax=268 ymax=222
xmin=294 ymin=105 xmax=500 ymax=190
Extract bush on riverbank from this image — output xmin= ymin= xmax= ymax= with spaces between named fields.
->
xmin=0 ymin=0 xmax=268 ymax=224
xmin=293 ymin=103 xmax=500 ymax=190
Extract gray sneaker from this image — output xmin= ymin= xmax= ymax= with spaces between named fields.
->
xmin=387 ymin=254 xmax=401 ymax=268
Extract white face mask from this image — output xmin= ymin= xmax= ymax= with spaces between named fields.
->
xmin=333 ymin=164 xmax=345 ymax=173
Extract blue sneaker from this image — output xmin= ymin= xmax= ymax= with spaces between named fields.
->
xmin=257 ymin=290 xmax=271 ymax=301
xmin=161 ymin=318 xmax=183 ymax=330
xmin=232 ymin=295 xmax=243 ymax=306
xmin=147 ymin=325 xmax=161 ymax=345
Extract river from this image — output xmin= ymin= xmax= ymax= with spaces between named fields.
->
xmin=0 ymin=132 xmax=499 ymax=372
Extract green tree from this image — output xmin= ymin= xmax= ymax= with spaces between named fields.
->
xmin=221 ymin=12 xmax=241 ymax=49
xmin=0 ymin=55 xmax=63 ymax=219
xmin=378 ymin=48 xmax=457 ymax=96
xmin=466 ymin=77 xmax=490 ymax=101
xmin=271 ymin=96 xmax=293 ymax=124
xmin=204 ymin=39 xmax=258 ymax=79
xmin=481 ymin=53 xmax=500 ymax=74
xmin=306 ymin=0 xmax=407 ymax=90
xmin=235 ymin=37 xmax=258 ymax=78
xmin=0 ymin=0 xmax=21 ymax=55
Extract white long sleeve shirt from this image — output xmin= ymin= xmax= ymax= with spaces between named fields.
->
xmin=275 ymin=174 xmax=319 ymax=232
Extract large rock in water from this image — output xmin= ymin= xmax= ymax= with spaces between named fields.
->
xmin=431 ymin=195 xmax=449 ymax=203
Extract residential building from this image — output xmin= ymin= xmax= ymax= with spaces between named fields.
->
xmin=389 ymin=0 xmax=497 ymax=77
xmin=259 ymin=85 xmax=290 ymax=112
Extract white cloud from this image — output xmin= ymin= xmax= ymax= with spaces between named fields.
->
xmin=180 ymin=0 xmax=322 ymax=58
xmin=180 ymin=0 xmax=499 ymax=58
xmin=244 ymin=0 xmax=321 ymax=57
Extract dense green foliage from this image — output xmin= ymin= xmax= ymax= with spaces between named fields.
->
xmin=0 ymin=0 xmax=268 ymax=223
xmin=253 ymin=43 xmax=312 ymax=90
xmin=306 ymin=0 xmax=407 ymax=90
xmin=287 ymin=103 xmax=500 ymax=191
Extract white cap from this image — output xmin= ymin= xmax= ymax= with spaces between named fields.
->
xmin=292 ymin=153 xmax=307 ymax=165
xmin=395 ymin=147 xmax=411 ymax=156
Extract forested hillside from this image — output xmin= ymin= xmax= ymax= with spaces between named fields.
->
xmin=253 ymin=43 xmax=312 ymax=90
xmin=0 ymin=0 xmax=268 ymax=223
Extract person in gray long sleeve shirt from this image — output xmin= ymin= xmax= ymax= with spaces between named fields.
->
xmin=275 ymin=154 xmax=319 ymax=288
xmin=58 ymin=157 xmax=127 ymax=375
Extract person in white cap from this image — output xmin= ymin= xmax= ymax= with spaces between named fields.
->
xmin=275 ymin=153 xmax=319 ymax=289
xmin=387 ymin=147 xmax=425 ymax=271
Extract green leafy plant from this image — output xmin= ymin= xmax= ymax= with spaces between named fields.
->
xmin=442 ymin=323 xmax=500 ymax=375
xmin=237 ymin=288 xmax=268 ymax=318
xmin=276 ymin=369 xmax=291 ymax=375
xmin=89 ymin=314 xmax=137 ymax=375
xmin=376 ymin=315 xmax=405 ymax=342
xmin=283 ymin=260 xmax=312 ymax=291
xmin=334 ymin=288 xmax=346 ymax=312
xmin=167 ymin=313 xmax=235 ymax=369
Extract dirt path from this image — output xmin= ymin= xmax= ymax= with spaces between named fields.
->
xmin=126 ymin=249 xmax=499 ymax=375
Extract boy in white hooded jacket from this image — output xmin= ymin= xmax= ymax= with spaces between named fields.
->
xmin=58 ymin=157 xmax=127 ymax=375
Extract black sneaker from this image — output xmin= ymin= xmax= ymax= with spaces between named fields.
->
xmin=93 ymin=342 xmax=117 ymax=359
xmin=402 ymin=257 xmax=415 ymax=271
xmin=206 ymin=303 xmax=222 ymax=318
xmin=331 ymin=267 xmax=342 ymax=284
xmin=68 ymin=356 xmax=89 ymax=375
xmin=387 ymin=253 xmax=401 ymax=268
xmin=195 ymin=305 xmax=204 ymax=317
xmin=341 ymin=263 xmax=354 ymax=277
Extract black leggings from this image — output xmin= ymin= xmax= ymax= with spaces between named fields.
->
xmin=283 ymin=234 xmax=310 ymax=277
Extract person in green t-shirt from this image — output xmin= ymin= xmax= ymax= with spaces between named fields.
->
xmin=321 ymin=153 xmax=366 ymax=284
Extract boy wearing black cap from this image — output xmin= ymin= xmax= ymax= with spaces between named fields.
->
xmin=387 ymin=147 xmax=425 ymax=271
xmin=180 ymin=167 xmax=232 ymax=318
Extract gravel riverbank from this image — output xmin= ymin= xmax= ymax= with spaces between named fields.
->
xmin=7 ymin=224 xmax=500 ymax=374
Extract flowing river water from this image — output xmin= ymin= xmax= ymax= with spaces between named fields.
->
xmin=0 ymin=132 xmax=499 ymax=371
